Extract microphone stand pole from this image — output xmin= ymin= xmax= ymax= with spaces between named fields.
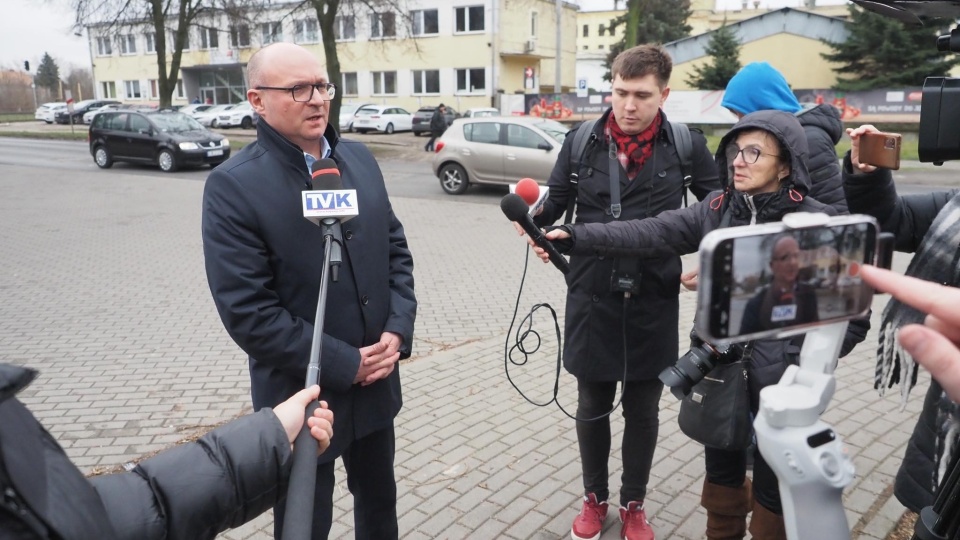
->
xmin=283 ymin=217 xmax=342 ymax=540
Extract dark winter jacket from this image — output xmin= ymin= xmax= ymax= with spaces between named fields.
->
xmin=722 ymin=62 xmax=848 ymax=212
xmin=842 ymin=157 xmax=960 ymax=512
xmin=533 ymin=108 xmax=721 ymax=381
xmin=429 ymin=108 xmax=447 ymax=134
xmin=202 ymin=119 xmax=416 ymax=461
xmin=0 ymin=363 xmax=296 ymax=540
xmin=564 ymin=110 xmax=868 ymax=400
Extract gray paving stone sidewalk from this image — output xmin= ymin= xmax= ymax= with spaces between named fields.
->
xmin=1 ymin=162 xmax=924 ymax=539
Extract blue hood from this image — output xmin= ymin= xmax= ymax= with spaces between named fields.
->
xmin=722 ymin=62 xmax=802 ymax=116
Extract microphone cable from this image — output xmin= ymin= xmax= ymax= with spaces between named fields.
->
xmin=503 ymin=243 xmax=628 ymax=422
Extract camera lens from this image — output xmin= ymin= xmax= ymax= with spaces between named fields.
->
xmin=658 ymin=345 xmax=719 ymax=399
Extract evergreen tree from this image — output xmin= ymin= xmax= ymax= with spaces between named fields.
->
xmin=604 ymin=0 xmax=693 ymax=82
xmin=686 ymin=23 xmax=742 ymax=90
xmin=35 ymin=53 xmax=60 ymax=93
xmin=822 ymin=5 xmax=958 ymax=90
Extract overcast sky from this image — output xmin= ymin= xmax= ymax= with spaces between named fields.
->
xmin=0 ymin=0 xmax=850 ymax=74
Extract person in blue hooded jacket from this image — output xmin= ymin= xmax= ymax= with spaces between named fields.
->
xmin=722 ymin=62 xmax=848 ymax=213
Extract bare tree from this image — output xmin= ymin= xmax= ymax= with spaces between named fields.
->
xmin=65 ymin=67 xmax=95 ymax=101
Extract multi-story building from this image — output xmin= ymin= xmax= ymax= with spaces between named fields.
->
xmin=85 ymin=0 xmax=578 ymax=113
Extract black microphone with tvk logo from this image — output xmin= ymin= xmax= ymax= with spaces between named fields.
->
xmin=500 ymin=192 xmax=570 ymax=274
xmin=303 ymin=158 xmax=358 ymax=280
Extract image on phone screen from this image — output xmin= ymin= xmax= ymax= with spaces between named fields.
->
xmin=702 ymin=221 xmax=876 ymax=342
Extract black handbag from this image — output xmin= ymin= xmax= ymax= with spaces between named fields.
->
xmin=678 ymin=358 xmax=752 ymax=451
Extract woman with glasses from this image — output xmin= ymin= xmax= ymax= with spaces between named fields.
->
xmin=538 ymin=110 xmax=869 ymax=539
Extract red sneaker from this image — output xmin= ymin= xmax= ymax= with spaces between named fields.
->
xmin=619 ymin=501 xmax=654 ymax=540
xmin=571 ymin=493 xmax=608 ymax=540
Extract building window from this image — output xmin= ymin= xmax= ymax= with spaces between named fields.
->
xmin=412 ymin=69 xmax=440 ymax=94
xmin=455 ymin=6 xmax=485 ymax=32
xmin=583 ymin=24 xmax=588 ymax=37
xmin=341 ymin=72 xmax=358 ymax=95
xmin=583 ymin=45 xmax=588 ymax=50
xmin=295 ymin=19 xmax=319 ymax=43
xmin=609 ymin=25 xmax=615 ymax=36
xmin=100 ymin=81 xmax=116 ymax=99
xmin=261 ymin=22 xmax=282 ymax=44
xmin=335 ymin=15 xmax=355 ymax=40
xmin=148 ymin=79 xmax=159 ymax=99
xmin=372 ymin=71 xmax=397 ymax=95
xmin=599 ymin=24 xmax=606 ymax=37
xmin=530 ymin=11 xmax=538 ymax=38
xmin=598 ymin=44 xmax=604 ymax=50
xmin=200 ymin=27 xmax=218 ymax=49
xmin=96 ymin=36 xmax=113 ymax=56
xmin=145 ymin=32 xmax=156 ymax=53
xmin=176 ymin=79 xmax=185 ymax=99
xmin=456 ymin=68 xmax=485 ymax=93
xmin=171 ymin=30 xmax=190 ymax=50
xmin=370 ymin=12 xmax=396 ymax=39
xmin=411 ymin=9 xmax=438 ymax=36
xmin=230 ymin=25 xmax=250 ymax=48
xmin=118 ymin=34 xmax=137 ymax=55
xmin=124 ymin=80 xmax=142 ymax=99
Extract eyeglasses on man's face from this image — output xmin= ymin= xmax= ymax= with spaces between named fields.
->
xmin=725 ymin=144 xmax=779 ymax=165
xmin=255 ymin=82 xmax=337 ymax=102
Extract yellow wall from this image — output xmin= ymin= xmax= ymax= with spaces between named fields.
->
xmin=576 ymin=10 xmax=621 ymax=53
xmin=671 ymin=33 xmax=843 ymax=91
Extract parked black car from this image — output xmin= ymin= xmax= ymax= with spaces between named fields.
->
xmin=89 ymin=110 xmax=230 ymax=172
xmin=55 ymin=99 xmax=121 ymax=124
xmin=411 ymin=105 xmax=458 ymax=136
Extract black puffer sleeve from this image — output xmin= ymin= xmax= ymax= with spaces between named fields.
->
xmin=89 ymin=409 xmax=291 ymax=540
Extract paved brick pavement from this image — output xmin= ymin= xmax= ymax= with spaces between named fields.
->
xmin=0 ymin=161 xmax=926 ymax=539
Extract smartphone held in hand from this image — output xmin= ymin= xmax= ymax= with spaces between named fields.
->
xmin=859 ymin=131 xmax=902 ymax=170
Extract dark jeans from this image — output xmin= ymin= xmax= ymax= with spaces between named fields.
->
xmin=424 ymin=131 xmax=442 ymax=151
xmin=576 ymin=378 xmax=663 ymax=506
xmin=705 ymin=444 xmax=782 ymax=514
xmin=273 ymin=426 xmax=398 ymax=540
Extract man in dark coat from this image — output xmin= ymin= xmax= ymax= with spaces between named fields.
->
xmin=722 ymin=62 xmax=848 ymax=213
xmin=542 ymin=110 xmax=869 ymax=539
xmin=201 ymin=43 xmax=416 ymax=539
xmin=739 ymin=234 xmax=819 ymax=335
xmin=424 ymin=103 xmax=447 ymax=152
xmin=526 ymin=44 xmax=720 ymax=540
xmin=843 ymin=124 xmax=960 ymax=516
xmin=0 ymin=362 xmax=333 ymax=540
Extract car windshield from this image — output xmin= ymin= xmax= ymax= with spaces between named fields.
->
xmin=149 ymin=113 xmax=206 ymax=133
xmin=531 ymin=119 xmax=569 ymax=143
xmin=355 ymin=108 xmax=379 ymax=116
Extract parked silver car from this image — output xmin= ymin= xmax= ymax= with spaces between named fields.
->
xmin=431 ymin=116 xmax=569 ymax=195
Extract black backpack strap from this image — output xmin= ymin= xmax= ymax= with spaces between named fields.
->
xmin=564 ymin=118 xmax=599 ymax=224
xmin=670 ymin=121 xmax=694 ymax=207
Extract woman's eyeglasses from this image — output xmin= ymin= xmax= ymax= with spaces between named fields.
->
xmin=725 ymin=144 xmax=779 ymax=165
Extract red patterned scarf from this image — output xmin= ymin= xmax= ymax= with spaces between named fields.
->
xmin=605 ymin=112 xmax=662 ymax=179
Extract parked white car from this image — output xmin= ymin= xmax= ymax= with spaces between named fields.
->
xmin=35 ymin=103 xmax=66 ymax=123
xmin=177 ymin=103 xmax=214 ymax=117
xmin=216 ymin=101 xmax=257 ymax=129
xmin=339 ymin=102 xmax=374 ymax=133
xmin=82 ymin=104 xmax=124 ymax=124
xmin=462 ymin=107 xmax=501 ymax=118
xmin=352 ymin=105 xmax=413 ymax=134
xmin=193 ymin=104 xmax=235 ymax=127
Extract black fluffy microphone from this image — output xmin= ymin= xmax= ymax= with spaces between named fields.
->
xmin=501 ymin=193 xmax=570 ymax=274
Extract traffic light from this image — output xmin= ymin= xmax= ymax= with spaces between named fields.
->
xmin=24 ymin=61 xmax=29 ymax=71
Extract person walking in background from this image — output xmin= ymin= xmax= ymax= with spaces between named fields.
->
xmin=424 ymin=103 xmax=447 ymax=152
xmin=519 ymin=44 xmax=721 ymax=540
xmin=722 ymin=62 xmax=848 ymax=213
xmin=538 ymin=110 xmax=869 ymax=540
xmin=201 ymin=42 xmax=417 ymax=540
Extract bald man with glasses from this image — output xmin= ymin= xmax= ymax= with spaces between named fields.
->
xmin=739 ymin=234 xmax=819 ymax=335
xmin=201 ymin=42 xmax=417 ymax=540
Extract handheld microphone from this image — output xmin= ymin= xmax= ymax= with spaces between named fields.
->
xmin=501 ymin=193 xmax=570 ymax=274
xmin=509 ymin=177 xmax=550 ymax=216
xmin=302 ymin=158 xmax=358 ymax=225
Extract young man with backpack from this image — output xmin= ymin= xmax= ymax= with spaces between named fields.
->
xmin=525 ymin=44 xmax=720 ymax=540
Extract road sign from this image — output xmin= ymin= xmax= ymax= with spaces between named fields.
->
xmin=65 ymin=91 xmax=75 ymax=113
xmin=576 ymin=78 xmax=588 ymax=98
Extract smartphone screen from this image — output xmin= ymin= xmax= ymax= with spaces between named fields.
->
xmin=697 ymin=218 xmax=878 ymax=344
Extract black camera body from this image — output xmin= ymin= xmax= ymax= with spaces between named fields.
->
xmin=659 ymin=339 xmax=741 ymax=400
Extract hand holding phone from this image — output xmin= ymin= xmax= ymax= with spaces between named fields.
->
xmin=858 ymin=131 xmax=902 ymax=170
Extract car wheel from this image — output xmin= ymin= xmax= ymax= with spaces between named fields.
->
xmin=240 ymin=116 xmax=252 ymax=129
xmin=385 ymin=123 xmax=395 ymax=134
xmin=357 ymin=129 xmax=368 ymax=134
xmin=93 ymin=145 xmax=113 ymax=169
xmin=439 ymin=163 xmax=469 ymax=195
xmin=413 ymin=131 xmax=421 ymax=137
xmin=211 ymin=119 xmax=219 ymax=128
xmin=347 ymin=122 xmax=354 ymax=133
xmin=157 ymin=149 xmax=178 ymax=172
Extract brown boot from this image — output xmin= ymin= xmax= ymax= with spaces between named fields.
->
xmin=700 ymin=478 xmax=753 ymax=540
xmin=748 ymin=502 xmax=786 ymax=540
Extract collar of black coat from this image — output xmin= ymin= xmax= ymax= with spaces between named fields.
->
xmin=0 ymin=363 xmax=37 ymax=404
xmin=728 ymin=186 xmax=801 ymax=223
xmin=255 ymin=117 xmax=340 ymax=166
